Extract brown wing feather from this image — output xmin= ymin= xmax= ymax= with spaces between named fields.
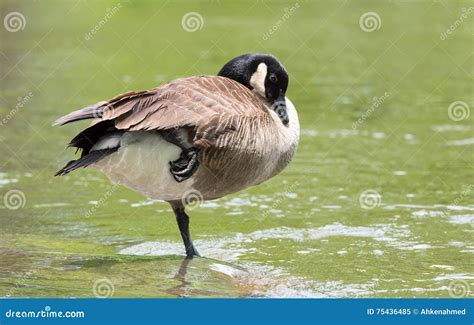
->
xmin=54 ymin=76 xmax=270 ymax=148
xmin=52 ymin=90 xmax=156 ymax=126
xmin=114 ymin=77 xmax=267 ymax=130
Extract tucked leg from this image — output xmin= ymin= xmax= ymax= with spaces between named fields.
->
xmin=169 ymin=149 xmax=200 ymax=182
xmin=172 ymin=206 xmax=200 ymax=258
xmin=160 ymin=130 xmax=200 ymax=182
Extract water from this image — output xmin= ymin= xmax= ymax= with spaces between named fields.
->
xmin=0 ymin=1 xmax=472 ymax=298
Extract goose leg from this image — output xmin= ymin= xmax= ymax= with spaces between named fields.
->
xmin=169 ymin=149 xmax=200 ymax=182
xmin=172 ymin=206 xmax=200 ymax=258
xmin=160 ymin=130 xmax=200 ymax=182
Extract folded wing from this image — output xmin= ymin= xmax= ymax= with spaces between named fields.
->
xmin=54 ymin=76 xmax=269 ymax=175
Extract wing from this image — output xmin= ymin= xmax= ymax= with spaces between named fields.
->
xmin=53 ymin=76 xmax=271 ymax=176
xmin=54 ymin=76 xmax=269 ymax=148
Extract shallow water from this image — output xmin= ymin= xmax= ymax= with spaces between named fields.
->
xmin=0 ymin=1 xmax=473 ymax=298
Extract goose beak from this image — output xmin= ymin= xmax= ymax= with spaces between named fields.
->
xmin=271 ymin=94 xmax=289 ymax=126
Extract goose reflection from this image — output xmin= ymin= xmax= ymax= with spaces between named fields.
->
xmin=164 ymin=257 xmax=195 ymax=297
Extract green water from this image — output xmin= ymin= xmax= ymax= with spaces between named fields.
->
xmin=0 ymin=0 xmax=472 ymax=298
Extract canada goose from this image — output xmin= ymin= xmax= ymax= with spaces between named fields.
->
xmin=54 ymin=53 xmax=300 ymax=258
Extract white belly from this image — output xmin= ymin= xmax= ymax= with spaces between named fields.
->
xmin=92 ymin=132 xmax=195 ymax=201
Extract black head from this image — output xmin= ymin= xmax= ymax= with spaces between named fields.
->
xmin=218 ymin=53 xmax=290 ymax=125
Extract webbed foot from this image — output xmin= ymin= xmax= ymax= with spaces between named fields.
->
xmin=169 ymin=149 xmax=200 ymax=182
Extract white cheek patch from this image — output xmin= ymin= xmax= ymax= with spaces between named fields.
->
xmin=249 ymin=63 xmax=267 ymax=97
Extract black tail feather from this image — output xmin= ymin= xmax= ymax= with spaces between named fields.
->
xmin=54 ymin=148 xmax=118 ymax=176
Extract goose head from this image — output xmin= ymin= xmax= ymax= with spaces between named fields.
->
xmin=218 ymin=53 xmax=290 ymax=126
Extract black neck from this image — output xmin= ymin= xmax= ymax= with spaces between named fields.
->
xmin=217 ymin=54 xmax=260 ymax=90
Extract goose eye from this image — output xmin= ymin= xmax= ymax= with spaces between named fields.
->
xmin=269 ymin=75 xmax=278 ymax=83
